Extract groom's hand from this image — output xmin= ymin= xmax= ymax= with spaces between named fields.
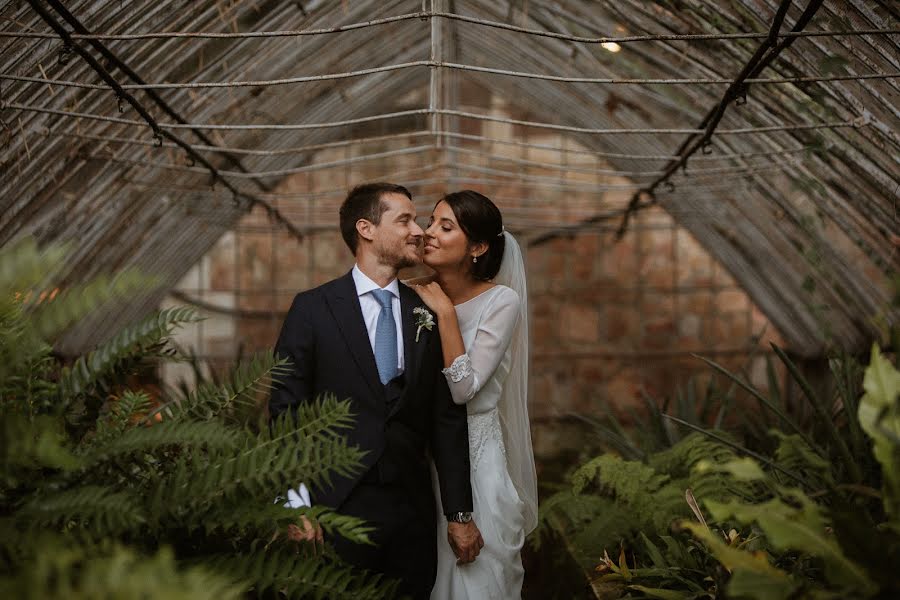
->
xmin=448 ymin=521 xmax=484 ymax=564
xmin=287 ymin=517 xmax=323 ymax=546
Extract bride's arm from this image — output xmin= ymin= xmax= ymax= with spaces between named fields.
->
xmin=414 ymin=284 xmax=520 ymax=404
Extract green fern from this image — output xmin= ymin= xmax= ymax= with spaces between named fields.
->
xmin=536 ymin=432 xmax=760 ymax=578
xmin=59 ymin=307 xmax=201 ymax=398
xmin=1 ymin=413 xmax=80 ymax=477
xmin=195 ymin=503 xmax=373 ymax=543
xmin=156 ymin=351 xmax=292 ymax=423
xmin=533 ymin=490 xmax=613 ymax=553
xmin=573 ymin=454 xmax=684 ymax=534
xmin=1 ymin=239 xmax=396 ymax=599
xmin=583 ymin=346 xmax=900 ymax=599
xmin=0 ymin=541 xmax=242 ymax=600
xmin=17 ymin=485 xmax=144 ymax=536
xmin=157 ymin=416 xmax=365 ymax=512
xmin=0 ymin=237 xmax=69 ymax=298
xmin=90 ymin=390 xmax=154 ymax=445
xmin=83 ymin=419 xmax=243 ymax=465
xmin=770 ymin=430 xmax=833 ymax=491
xmin=27 ymin=271 xmax=153 ymax=342
xmin=204 ymin=548 xmax=401 ymax=600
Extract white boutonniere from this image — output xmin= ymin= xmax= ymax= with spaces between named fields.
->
xmin=413 ymin=306 xmax=435 ymax=342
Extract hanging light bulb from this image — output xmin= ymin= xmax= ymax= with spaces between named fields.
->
xmin=601 ymin=41 xmax=622 ymax=53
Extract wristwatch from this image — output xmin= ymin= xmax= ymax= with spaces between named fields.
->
xmin=447 ymin=511 xmax=473 ymax=524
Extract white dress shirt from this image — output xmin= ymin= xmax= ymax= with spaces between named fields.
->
xmin=352 ymin=264 xmax=404 ymax=374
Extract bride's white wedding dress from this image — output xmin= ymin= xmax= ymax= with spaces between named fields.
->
xmin=431 ymin=228 xmax=538 ymax=599
xmin=432 ymin=285 xmax=525 ymax=599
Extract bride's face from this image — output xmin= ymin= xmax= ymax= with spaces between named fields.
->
xmin=423 ymin=201 xmax=473 ymax=272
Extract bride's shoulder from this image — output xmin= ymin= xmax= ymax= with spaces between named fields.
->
xmin=489 ymin=284 xmax=520 ymax=306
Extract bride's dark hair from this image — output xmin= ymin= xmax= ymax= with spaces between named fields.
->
xmin=438 ymin=190 xmax=505 ymax=281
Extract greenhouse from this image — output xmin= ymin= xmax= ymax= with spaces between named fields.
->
xmin=1 ymin=1 xmax=898 ymax=598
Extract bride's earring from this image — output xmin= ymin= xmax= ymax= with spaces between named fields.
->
xmin=472 ymin=256 xmax=478 ymax=263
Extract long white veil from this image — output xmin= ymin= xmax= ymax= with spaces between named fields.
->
xmin=493 ymin=231 xmax=538 ymax=533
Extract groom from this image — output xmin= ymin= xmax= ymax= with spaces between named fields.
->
xmin=269 ymin=183 xmax=482 ymax=598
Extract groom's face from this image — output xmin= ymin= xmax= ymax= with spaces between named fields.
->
xmin=370 ymin=192 xmax=424 ymax=269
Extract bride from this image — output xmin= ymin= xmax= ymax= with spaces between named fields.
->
xmin=412 ymin=190 xmax=538 ymax=599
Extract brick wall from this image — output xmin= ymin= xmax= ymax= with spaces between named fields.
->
xmin=161 ymin=86 xmax=785 ymax=457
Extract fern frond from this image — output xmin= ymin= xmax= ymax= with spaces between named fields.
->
xmin=159 ymin=431 xmax=365 ymax=513
xmin=653 ymin=433 xmax=764 ymax=504
xmin=0 ymin=346 xmax=59 ymax=417
xmin=0 ymin=299 xmax=56 ymax=392
xmin=27 ymin=270 xmax=153 ymax=342
xmin=17 ymin=485 xmax=143 ymax=535
xmin=90 ymin=390 xmax=152 ymax=445
xmin=649 ymin=433 xmax=739 ymax=475
xmin=532 ymin=489 xmax=611 ymax=550
xmin=191 ymin=503 xmax=375 ymax=546
xmin=572 ymin=454 xmax=670 ymax=497
xmin=0 ymin=542 xmax=242 ymax=600
xmin=574 ymin=454 xmax=685 ymax=533
xmin=0 ymin=237 xmax=69 ymax=295
xmin=1 ymin=414 xmax=80 ymax=478
xmin=262 ymin=395 xmax=358 ymax=444
xmin=59 ymin=307 xmax=200 ymax=397
xmin=771 ymin=430 xmax=834 ymax=491
xmin=205 ymin=549 xmax=400 ymax=600
xmin=83 ymin=419 xmax=242 ymax=465
xmin=156 ymin=351 xmax=291 ymax=423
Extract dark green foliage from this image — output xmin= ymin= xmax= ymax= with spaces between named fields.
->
xmin=0 ymin=541 xmax=244 ymax=600
xmin=0 ymin=238 xmax=396 ymax=599
xmin=59 ymin=307 xmax=201 ymax=398
xmin=205 ymin=548 xmax=401 ymax=599
xmin=540 ymin=345 xmax=900 ymax=598
xmin=534 ymin=432 xmax=757 ymax=575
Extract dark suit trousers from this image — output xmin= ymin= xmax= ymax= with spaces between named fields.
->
xmin=330 ymin=477 xmax=437 ymax=600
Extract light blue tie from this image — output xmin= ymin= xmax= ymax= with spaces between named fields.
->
xmin=371 ymin=289 xmax=399 ymax=385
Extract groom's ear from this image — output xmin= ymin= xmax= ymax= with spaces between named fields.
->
xmin=356 ymin=219 xmax=376 ymax=243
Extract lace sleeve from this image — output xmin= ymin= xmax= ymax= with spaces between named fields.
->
xmin=442 ymin=288 xmax=520 ymax=406
xmin=442 ymin=354 xmax=473 ymax=383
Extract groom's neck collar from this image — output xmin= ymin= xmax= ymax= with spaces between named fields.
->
xmin=352 ymin=263 xmax=399 ymax=294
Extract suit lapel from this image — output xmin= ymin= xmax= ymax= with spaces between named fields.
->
xmin=401 ymin=285 xmax=417 ymax=381
xmin=325 ymin=271 xmax=384 ymax=401
xmin=406 ymin=286 xmax=431 ymax=376
xmin=391 ymin=284 xmax=431 ymax=417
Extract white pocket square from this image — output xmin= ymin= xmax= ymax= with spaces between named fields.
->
xmin=283 ymin=483 xmax=311 ymax=509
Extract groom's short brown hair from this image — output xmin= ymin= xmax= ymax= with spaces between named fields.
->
xmin=339 ymin=182 xmax=413 ymax=254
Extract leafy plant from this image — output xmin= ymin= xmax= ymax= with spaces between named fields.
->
xmin=538 ymin=342 xmax=900 ymax=598
xmin=0 ymin=237 xmax=397 ymax=599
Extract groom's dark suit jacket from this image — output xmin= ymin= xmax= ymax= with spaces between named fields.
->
xmin=269 ymin=270 xmax=473 ymax=515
